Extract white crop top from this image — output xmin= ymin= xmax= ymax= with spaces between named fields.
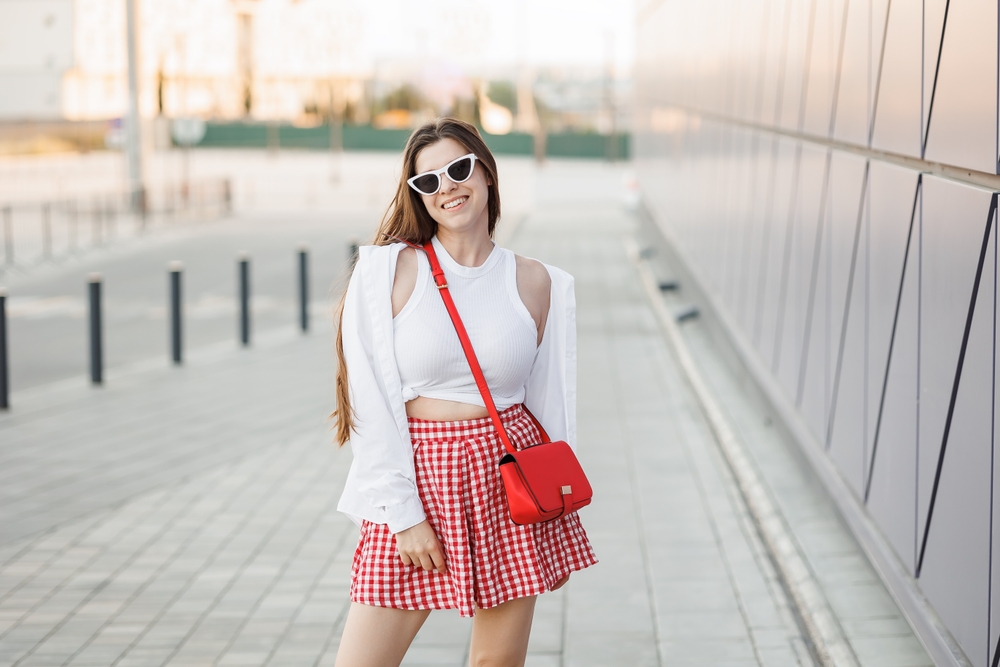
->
xmin=393 ymin=236 xmax=539 ymax=410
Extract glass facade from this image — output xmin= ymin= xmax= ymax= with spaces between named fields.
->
xmin=635 ymin=1 xmax=999 ymax=665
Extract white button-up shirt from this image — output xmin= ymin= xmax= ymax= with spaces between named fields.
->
xmin=336 ymin=241 xmax=578 ymax=533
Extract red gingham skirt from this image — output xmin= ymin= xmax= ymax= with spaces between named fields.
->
xmin=350 ymin=404 xmax=597 ymax=617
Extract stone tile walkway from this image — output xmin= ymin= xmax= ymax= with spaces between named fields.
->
xmin=638 ymin=220 xmax=935 ymax=667
xmin=0 ymin=162 xmax=924 ymax=666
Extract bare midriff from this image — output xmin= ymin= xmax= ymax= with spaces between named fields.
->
xmin=405 ymin=396 xmax=491 ymax=421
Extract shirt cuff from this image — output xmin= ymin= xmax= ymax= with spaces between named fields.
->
xmin=384 ymin=495 xmax=426 ymax=534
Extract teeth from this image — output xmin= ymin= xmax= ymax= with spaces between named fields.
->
xmin=444 ymin=197 xmax=467 ymax=210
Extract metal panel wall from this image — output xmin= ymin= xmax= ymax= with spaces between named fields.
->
xmin=635 ymin=0 xmax=1000 ymax=664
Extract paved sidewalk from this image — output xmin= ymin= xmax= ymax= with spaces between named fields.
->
xmin=0 ymin=161 xmax=924 ymax=666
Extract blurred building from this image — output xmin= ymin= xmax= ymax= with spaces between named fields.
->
xmin=636 ymin=2 xmax=999 ymax=666
xmin=0 ymin=0 xmax=74 ymax=119
xmin=0 ymin=0 xmax=631 ymax=137
xmin=60 ymin=0 xmax=368 ymax=122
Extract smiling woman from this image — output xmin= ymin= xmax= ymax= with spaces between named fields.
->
xmin=329 ymin=118 xmax=597 ymax=667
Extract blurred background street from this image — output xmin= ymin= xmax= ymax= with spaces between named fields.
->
xmin=2 ymin=0 xmax=997 ymax=666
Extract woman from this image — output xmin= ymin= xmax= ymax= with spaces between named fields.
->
xmin=332 ymin=117 xmax=596 ymax=667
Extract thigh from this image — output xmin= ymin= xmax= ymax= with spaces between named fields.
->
xmin=468 ymin=596 xmax=537 ymax=667
xmin=335 ymin=602 xmax=431 ymax=667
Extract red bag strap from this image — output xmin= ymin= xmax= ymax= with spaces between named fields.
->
xmin=420 ymin=240 xmax=518 ymax=455
xmin=384 ymin=234 xmax=550 ymax=450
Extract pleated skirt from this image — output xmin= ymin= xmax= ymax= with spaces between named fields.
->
xmin=350 ymin=404 xmax=598 ymax=617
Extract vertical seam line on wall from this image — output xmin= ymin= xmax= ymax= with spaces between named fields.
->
xmin=771 ymin=145 xmax=804 ymax=373
xmin=737 ymin=137 xmax=763 ymax=326
xmin=754 ymin=0 xmax=774 ymax=125
xmin=864 ymin=176 xmax=871 ymax=492
xmin=796 ymin=151 xmax=834 ymax=407
xmin=916 ymin=193 xmax=999 ymax=577
xmin=989 ymin=204 xmax=997 ymax=667
xmin=827 ymin=0 xmax=853 ymax=139
xmin=916 ymin=185 xmax=922 ymax=572
xmin=771 ymin=0 xmax=818 ymax=375
xmin=752 ymin=0 xmax=796 ymax=346
xmin=868 ymin=0 xmax=893 ymax=148
xmin=865 ymin=175 xmax=921 ymax=503
xmin=867 ymin=0 xmax=872 ymax=145
xmin=718 ymin=7 xmax=741 ymax=301
xmin=795 ymin=0 xmax=853 ymax=408
xmin=753 ymin=139 xmax=782 ymax=346
xmin=825 ymin=162 xmax=871 ymax=450
xmin=722 ymin=132 xmax=742 ymax=307
xmin=921 ymin=0 xmax=951 ymax=159
xmin=993 ymin=615 xmax=1000 ymax=667
xmin=796 ymin=0 xmax=819 ymax=134
xmin=774 ymin=0 xmax=794 ymax=130
xmin=737 ymin=0 xmax=775 ymax=327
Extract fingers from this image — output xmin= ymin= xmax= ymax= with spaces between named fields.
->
xmin=416 ymin=552 xmax=436 ymax=572
xmin=551 ymin=575 xmax=570 ymax=591
xmin=409 ymin=543 xmax=446 ymax=573
xmin=429 ymin=546 xmax=447 ymax=574
xmin=395 ymin=521 xmax=447 ymax=573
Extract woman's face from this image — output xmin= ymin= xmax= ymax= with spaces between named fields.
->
xmin=413 ymin=137 xmax=490 ymax=236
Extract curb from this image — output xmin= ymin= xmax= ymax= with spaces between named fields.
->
xmin=627 ymin=239 xmax=861 ymax=667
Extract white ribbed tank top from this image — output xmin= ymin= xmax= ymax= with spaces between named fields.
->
xmin=393 ymin=236 xmax=539 ymax=409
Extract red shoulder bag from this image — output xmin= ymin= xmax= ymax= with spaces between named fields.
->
xmin=421 ymin=241 xmax=592 ymax=525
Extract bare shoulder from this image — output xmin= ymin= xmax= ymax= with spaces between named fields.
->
xmin=391 ymin=247 xmax=418 ymax=318
xmin=515 ymin=254 xmax=551 ymax=342
xmin=514 ymin=254 xmax=551 ymax=296
xmin=395 ymin=246 xmax=418 ymax=275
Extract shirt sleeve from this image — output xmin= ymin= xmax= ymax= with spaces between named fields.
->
xmin=341 ymin=259 xmax=426 ymax=533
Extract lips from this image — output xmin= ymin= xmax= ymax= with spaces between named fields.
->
xmin=442 ymin=196 xmax=467 ymax=210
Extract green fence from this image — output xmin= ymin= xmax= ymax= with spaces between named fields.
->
xmin=197 ymin=122 xmax=629 ymax=160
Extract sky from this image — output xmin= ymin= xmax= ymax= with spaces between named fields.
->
xmin=343 ymin=0 xmax=636 ymax=75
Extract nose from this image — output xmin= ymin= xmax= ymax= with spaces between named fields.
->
xmin=438 ymin=174 xmax=458 ymax=194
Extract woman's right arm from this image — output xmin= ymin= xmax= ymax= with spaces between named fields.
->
xmin=386 ymin=247 xmax=447 ymax=573
xmin=342 ymin=253 xmax=447 ymax=572
xmin=341 ymin=261 xmax=426 ymax=533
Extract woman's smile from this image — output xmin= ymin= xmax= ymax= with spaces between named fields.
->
xmin=442 ymin=195 xmax=467 ymax=211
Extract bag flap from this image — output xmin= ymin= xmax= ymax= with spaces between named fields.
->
xmin=504 ymin=441 xmax=592 ymax=513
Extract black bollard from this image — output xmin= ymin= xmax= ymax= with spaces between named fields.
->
xmin=0 ymin=287 xmax=8 ymax=409
xmin=298 ymin=246 xmax=309 ymax=333
xmin=348 ymin=238 xmax=359 ymax=267
xmin=169 ymin=261 xmax=183 ymax=364
xmin=238 ymin=254 xmax=250 ymax=346
xmin=88 ymin=273 xmax=103 ymax=385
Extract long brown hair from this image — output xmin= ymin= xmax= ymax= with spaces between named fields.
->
xmin=332 ymin=117 xmax=502 ymax=446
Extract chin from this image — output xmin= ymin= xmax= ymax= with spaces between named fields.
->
xmin=435 ymin=206 xmax=488 ymax=233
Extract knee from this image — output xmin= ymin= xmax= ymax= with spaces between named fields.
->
xmin=468 ymin=649 xmax=523 ymax=667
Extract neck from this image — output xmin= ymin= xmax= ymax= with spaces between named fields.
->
xmin=435 ymin=224 xmax=494 ymax=267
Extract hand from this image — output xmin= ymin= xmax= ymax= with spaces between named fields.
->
xmin=551 ymin=575 xmax=570 ymax=591
xmin=395 ymin=520 xmax=447 ymax=574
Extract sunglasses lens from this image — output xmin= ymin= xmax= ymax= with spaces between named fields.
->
xmin=447 ymin=156 xmax=474 ymax=182
xmin=411 ymin=173 xmax=439 ymax=195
